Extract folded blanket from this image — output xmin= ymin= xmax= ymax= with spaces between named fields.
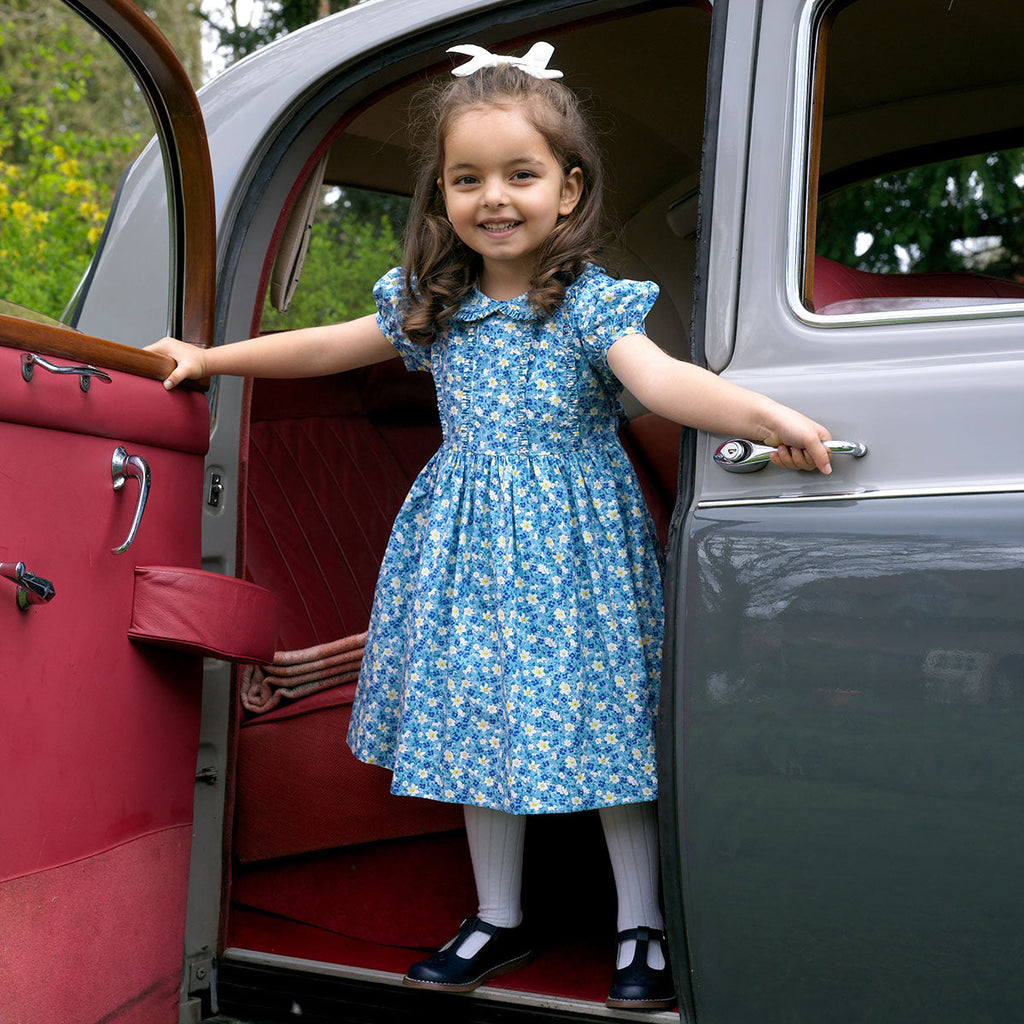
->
xmin=240 ymin=631 xmax=366 ymax=714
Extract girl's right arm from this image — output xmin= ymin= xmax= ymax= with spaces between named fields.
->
xmin=608 ymin=332 xmax=834 ymax=473
xmin=146 ymin=313 xmax=397 ymax=390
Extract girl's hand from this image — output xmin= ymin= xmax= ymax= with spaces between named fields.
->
xmin=145 ymin=337 xmax=209 ymax=390
xmin=760 ymin=407 xmax=833 ymax=475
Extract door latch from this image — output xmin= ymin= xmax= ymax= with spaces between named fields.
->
xmin=207 ymin=471 xmax=224 ymax=508
xmin=714 ymin=438 xmax=867 ymax=473
xmin=1 ymin=561 xmax=56 ymax=610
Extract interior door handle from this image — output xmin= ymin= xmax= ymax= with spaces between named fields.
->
xmin=111 ymin=446 xmax=151 ymax=553
xmin=21 ymin=352 xmax=112 ymax=393
xmin=1 ymin=561 xmax=56 ymax=610
xmin=714 ymin=438 xmax=868 ymax=473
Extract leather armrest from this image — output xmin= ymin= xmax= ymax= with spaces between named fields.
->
xmin=128 ymin=566 xmax=279 ymax=664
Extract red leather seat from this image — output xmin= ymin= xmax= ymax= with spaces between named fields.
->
xmin=233 ymin=362 xmax=682 ymax=866
xmin=813 ymin=255 xmax=1024 ymax=312
xmin=619 ymin=413 xmax=682 ymax=550
xmin=234 ymin=360 xmax=463 ymax=864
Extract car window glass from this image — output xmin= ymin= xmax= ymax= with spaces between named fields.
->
xmin=802 ymin=0 xmax=1024 ymax=316
xmin=261 ymin=184 xmax=409 ymax=332
xmin=818 ymin=147 xmax=1024 ymax=280
xmin=0 ymin=3 xmax=169 ymax=324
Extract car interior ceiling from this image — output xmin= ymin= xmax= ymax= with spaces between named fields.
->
xmin=820 ymin=0 xmax=1024 ymax=181
xmin=225 ymin=3 xmax=706 ymax=1004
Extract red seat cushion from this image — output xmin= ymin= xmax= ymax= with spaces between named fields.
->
xmin=233 ymin=683 xmax=463 ymax=863
xmin=243 ymin=362 xmax=442 ymax=651
xmin=813 ymin=255 xmax=1024 ymax=312
xmin=234 ymin=362 xmax=459 ymax=863
xmin=234 ymin=366 xmax=682 ymax=866
xmin=619 ymin=413 xmax=682 ymax=549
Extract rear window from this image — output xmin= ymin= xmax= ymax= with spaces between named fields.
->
xmin=817 ymin=147 xmax=1024 ymax=279
xmin=797 ymin=0 xmax=1024 ymax=317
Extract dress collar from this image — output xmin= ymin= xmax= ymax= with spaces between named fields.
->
xmin=451 ymin=286 xmax=542 ymax=323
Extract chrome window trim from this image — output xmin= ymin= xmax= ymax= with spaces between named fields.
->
xmin=698 ymin=483 xmax=1024 ymax=510
xmin=784 ymin=0 xmax=1024 ymax=330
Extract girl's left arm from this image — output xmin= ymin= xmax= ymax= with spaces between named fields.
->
xmin=607 ymin=333 xmax=833 ymax=474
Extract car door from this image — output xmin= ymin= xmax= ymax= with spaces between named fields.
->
xmin=0 ymin=4 xmax=273 ymax=1022
xmin=662 ymin=0 xmax=1024 ymax=1022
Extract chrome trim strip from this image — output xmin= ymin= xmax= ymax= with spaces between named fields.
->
xmin=784 ymin=0 xmax=818 ymax=316
xmin=793 ymin=299 xmax=1024 ymax=330
xmin=220 ymin=948 xmax=681 ymax=1021
xmin=698 ymin=483 xmax=1024 ymax=509
xmin=784 ymin=1 xmax=1024 ymax=328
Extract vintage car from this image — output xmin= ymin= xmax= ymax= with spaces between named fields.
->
xmin=2 ymin=0 xmax=1022 ymax=1022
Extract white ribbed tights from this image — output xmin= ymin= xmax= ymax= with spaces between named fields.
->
xmin=459 ymin=801 xmax=665 ymax=967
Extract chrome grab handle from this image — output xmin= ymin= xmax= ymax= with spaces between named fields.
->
xmin=22 ymin=352 xmax=112 ymax=392
xmin=1 ymin=560 xmax=56 ymax=610
xmin=714 ymin=438 xmax=868 ymax=473
xmin=111 ymin=446 xmax=151 ymax=554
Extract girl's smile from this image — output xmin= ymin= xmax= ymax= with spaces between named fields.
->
xmin=439 ymin=104 xmax=582 ymax=298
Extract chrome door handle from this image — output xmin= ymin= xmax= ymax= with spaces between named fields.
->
xmin=714 ymin=438 xmax=868 ymax=473
xmin=21 ymin=352 xmax=112 ymax=393
xmin=111 ymin=446 xmax=151 ymax=553
xmin=1 ymin=561 xmax=56 ymax=610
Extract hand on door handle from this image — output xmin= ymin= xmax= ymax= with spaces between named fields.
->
xmin=111 ymin=446 xmax=151 ymax=553
xmin=714 ymin=438 xmax=867 ymax=473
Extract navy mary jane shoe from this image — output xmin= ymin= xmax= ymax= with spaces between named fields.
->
xmin=403 ymin=916 xmax=534 ymax=992
xmin=606 ymin=926 xmax=676 ymax=1010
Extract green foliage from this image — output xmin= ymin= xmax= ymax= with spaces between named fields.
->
xmin=260 ymin=189 xmax=408 ymax=330
xmin=0 ymin=4 xmax=187 ymax=142
xmin=0 ymin=118 xmax=138 ymax=319
xmin=200 ymin=0 xmax=359 ymax=64
xmin=817 ymin=148 xmax=1024 ymax=278
xmin=0 ymin=14 xmax=140 ymax=320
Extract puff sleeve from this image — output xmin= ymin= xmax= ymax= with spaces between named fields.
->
xmin=571 ymin=269 xmax=659 ymax=394
xmin=373 ymin=267 xmax=432 ymax=373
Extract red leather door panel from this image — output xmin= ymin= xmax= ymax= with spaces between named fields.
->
xmin=0 ymin=343 xmax=210 ymax=1022
xmin=0 ymin=2 xmax=224 ymax=1018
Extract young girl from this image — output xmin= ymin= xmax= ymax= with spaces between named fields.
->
xmin=149 ymin=42 xmax=832 ymax=1010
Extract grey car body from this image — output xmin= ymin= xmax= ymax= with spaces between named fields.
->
xmin=69 ymin=0 xmax=1024 ymax=1021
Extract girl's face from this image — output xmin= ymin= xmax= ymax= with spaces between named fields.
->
xmin=438 ymin=103 xmax=583 ymax=298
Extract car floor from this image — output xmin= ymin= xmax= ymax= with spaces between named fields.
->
xmin=222 ymin=812 xmax=668 ymax=1009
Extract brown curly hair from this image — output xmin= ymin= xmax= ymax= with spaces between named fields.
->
xmin=400 ymin=58 xmax=605 ymax=346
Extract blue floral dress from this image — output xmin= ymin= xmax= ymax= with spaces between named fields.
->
xmin=347 ymin=264 xmax=664 ymax=814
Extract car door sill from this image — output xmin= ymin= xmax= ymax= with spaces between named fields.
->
xmin=220 ymin=947 xmax=681 ymax=1021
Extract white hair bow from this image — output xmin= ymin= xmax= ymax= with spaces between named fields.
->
xmin=447 ymin=42 xmax=563 ymax=80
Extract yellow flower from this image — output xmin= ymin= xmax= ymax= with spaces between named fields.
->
xmin=10 ymin=200 xmax=31 ymax=220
